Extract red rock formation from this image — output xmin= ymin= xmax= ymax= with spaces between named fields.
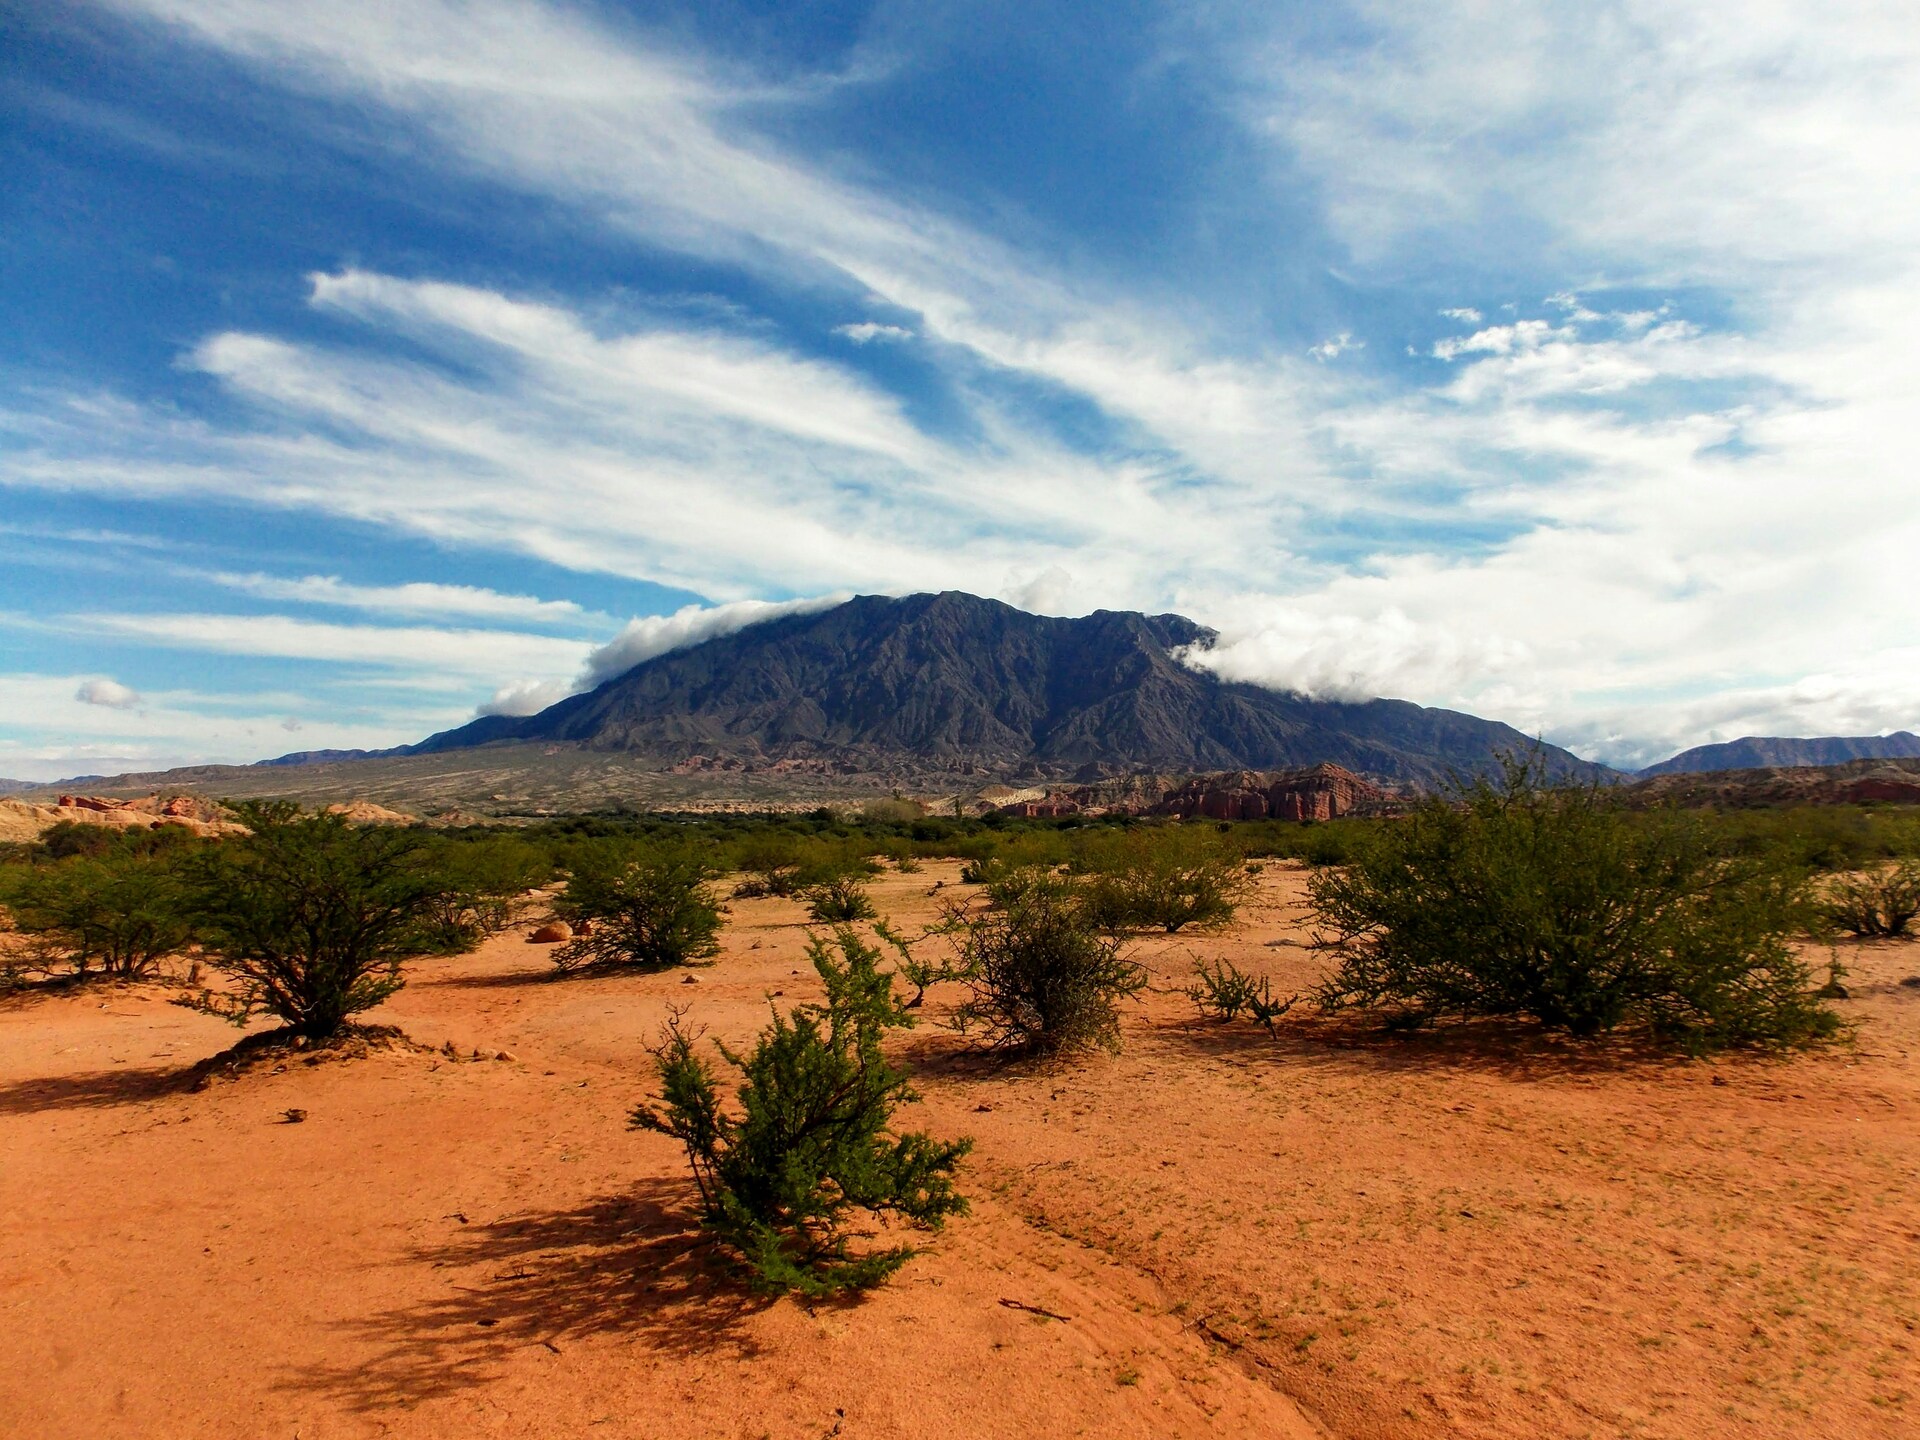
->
xmin=1150 ymin=764 xmax=1386 ymax=822
xmin=59 ymin=795 xmax=128 ymax=812
xmin=1837 ymin=778 xmax=1920 ymax=805
xmin=991 ymin=764 xmax=1395 ymax=821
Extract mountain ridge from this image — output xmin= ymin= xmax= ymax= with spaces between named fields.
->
xmin=413 ymin=591 xmax=1606 ymax=786
xmin=1639 ymin=732 xmax=1920 ymax=777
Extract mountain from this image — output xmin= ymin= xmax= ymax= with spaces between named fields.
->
xmin=415 ymin=591 xmax=1605 ymax=786
xmin=1639 ymin=732 xmax=1920 ymax=777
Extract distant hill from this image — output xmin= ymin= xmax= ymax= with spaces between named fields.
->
xmin=1639 ymin=732 xmax=1920 ymax=777
xmin=415 ymin=591 xmax=1605 ymax=787
xmin=1629 ymin=757 xmax=1920 ymax=809
xmin=255 ymin=748 xmax=398 ymax=768
xmin=0 ymin=778 xmax=35 ymax=795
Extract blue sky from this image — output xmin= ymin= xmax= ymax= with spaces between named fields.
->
xmin=4 ymin=0 xmax=1918 ymax=779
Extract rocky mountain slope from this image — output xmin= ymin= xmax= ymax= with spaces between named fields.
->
xmin=1640 ymin=732 xmax=1920 ymax=776
xmin=1628 ymin=756 xmax=1920 ymax=808
xmin=415 ymin=592 xmax=1601 ymax=786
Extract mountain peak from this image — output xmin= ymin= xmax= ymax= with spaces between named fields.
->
xmin=413 ymin=592 xmax=1600 ymax=785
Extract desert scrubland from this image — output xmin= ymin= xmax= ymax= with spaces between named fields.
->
xmin=5 ymin=851 xmax=1917 ymax=1440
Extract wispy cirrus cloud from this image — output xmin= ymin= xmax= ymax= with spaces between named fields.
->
xmin=208 ymin=571 xmax=589 ymax=624
xmin=0 ymin=0 xmax=1914 ymax=774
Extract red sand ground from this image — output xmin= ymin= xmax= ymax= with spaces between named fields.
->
xmin=4 ymin=861 xmax=1917 ymax=1439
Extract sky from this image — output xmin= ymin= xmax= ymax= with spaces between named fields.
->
xmin=3 ymin=0 xmax=1918 ymax=780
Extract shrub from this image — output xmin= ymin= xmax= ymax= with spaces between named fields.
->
xmin=731 ymin=838 xmax=805 ymax=899
xmin=1078 ymin=829 xmax=1250 ymax=933
xmin=553 ymin=847 xmax=723 ymax=973
xmin=804 ymin=873 xmax=877 ymax=924
xmin=950 ymin=873 xmax=1146 ymax=1056
xmin=180 ymin=803 xmax=442 ymax=1038
xmin=1186 ymin=958 xmax=1296 ymax=1033
xmin=1821 ymin=860 xmax=1920 ymax=938
xmin=1310 ymin=755 xmax=1840 ymax=1052
xmin=0 ymin=852 xmax=193 ymax=979
xmin=414 ymin=836 xmax=549 ymax=954
xmin=632 ymin=927 xmax=970 ymax=1296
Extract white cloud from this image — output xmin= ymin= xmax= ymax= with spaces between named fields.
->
xmin=209 ymin=571 xmax=586 ymax=623
xmin=75 ymin=677 xmax=142 ymax=709
xmin=69 ymin=612 xmax=593 ymax=678
xmin=12 ymin=0 xmax=1919 ymax=772
xmin=834 ymin=322 xmax=913 ymax=344
xmin=580 ymin=594 xmax=851 ymax=688
xmin=477 ymin=677 xmax=576 ymax=718
xmin=0 ymin=673 xmax=449 ymax=781
xmin=1309 ymin=333 xmax=1363 ymax=361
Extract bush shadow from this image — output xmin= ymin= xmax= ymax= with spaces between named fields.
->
xmin=0 ymin=1062 xmax=185 ymax=1114
xmin=425 ymin=964 xmax=564 ymax=990
xmin=281 ymin=1183 xmax=774 ymax=1412
xmin=1150 ymin=1006 xmax=1720 ymax=1083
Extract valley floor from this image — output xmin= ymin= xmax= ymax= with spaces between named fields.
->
xmin=4 ymin=863 xmax=1917 ymax=1439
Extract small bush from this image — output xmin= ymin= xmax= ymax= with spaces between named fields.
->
xmin=632 ymin=927 xmax=970 ymax=1296
xmin=1077 ymin=829 xmax=1250 ymax=933
xmin=180 ymin=803 xmax=442 ymax=1038
xmin=554 ymin=848 xmax=723 ymax=973
xmin=731 ymin=838 xmax=805 ymax=899
xmin=1821 ymin=861 xmax=1920 ymax=938
xmin=804 ymin=873 xmax=877 ymax=923
xmin=1310 ymin=755 xmax=1840 ymax=1052
xmin=414 ymin=836 xmax=549 ymax=954
xmin=0 ymin=852 xmax=193 ymax=979
xmin=1187 ymin=958 xmax=1297 ymax=1033
xmin=950 ymin=873 xmax=1146 ymax=1057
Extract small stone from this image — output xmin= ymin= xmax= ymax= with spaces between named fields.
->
xmin=282 ymin=1108 xmax=307 ymax=1124
xmin=494 ymin=1050 xmax=515 ymax=1062
xmin=681 ymin=973 xmax=700 ymax=984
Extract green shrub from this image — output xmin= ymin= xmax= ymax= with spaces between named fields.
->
xmin=950 ymin=873 xmax=1146 ymax=1056
xmin=1821 ymin=860 xmax=1920 ymax=938
xmin=1077 ymin=828 xmax=1249 ymax=933
xmin=1186 ymin=958 xmax=1297 ymax=1033
xmin=1309 ymin=756 xmax=1840 ymax=1052
xmin=632 ymin=927 xmax=970 ymax=1296
xmin=0 ymin=852 xmax=193 ymax=979
xmin=804 ymin=873 xmax=877 ymax=924
xmin=554 ymin=847 xmax=723 ymax=973
xmin=414 ymin=835 xmax=549 ymax=954
xmin=731 ymin=837 xmax=805 ymax=899
xmin=180 ymin=803 xmax=442 ymax=1037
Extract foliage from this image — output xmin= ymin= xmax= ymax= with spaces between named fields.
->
xmin=804 ymin=873 xmax=878 ymax=924
xmin=0 ymin=851 xmax=193 ymax=979
xmin=1186 ymin=958 xmax=1297 ymax=1033
xmin=553 ymin=845 xmax=724 ymax=973
xmin=1077 ymin=828 xmax=1250 ymax=933
xmin=632 ymin=928 xmax=970 ymax=1296
xmin=1821 ymin=860 xmax=1920 ymax=938
xmin=730 ymin=837 xmax=806 ymax=899
xmin=36 ymin=818 xmax=203 ymax=863
xmin=950 ymin=872 xmax=1147 ymax=1056
xmin=413 ymin=835 xmax=550 ymax=954
xmin=179 ymin=802 xmax=443 ymax=1037
xmin=1310 ymin=755 xmax=1841 ymax=1052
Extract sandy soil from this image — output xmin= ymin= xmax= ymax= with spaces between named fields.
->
xmin=4 ymin=861 xmax=1917 ymax=1439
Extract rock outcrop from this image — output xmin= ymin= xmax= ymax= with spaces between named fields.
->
xmin=0 ymin=793 xmax=244 ymax=843
xmin=992 ymin=763 xmax=1394 ymax=821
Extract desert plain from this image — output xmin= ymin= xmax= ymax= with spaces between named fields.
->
xmin=4 ymin=859 xmax=1917 ymax=1440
